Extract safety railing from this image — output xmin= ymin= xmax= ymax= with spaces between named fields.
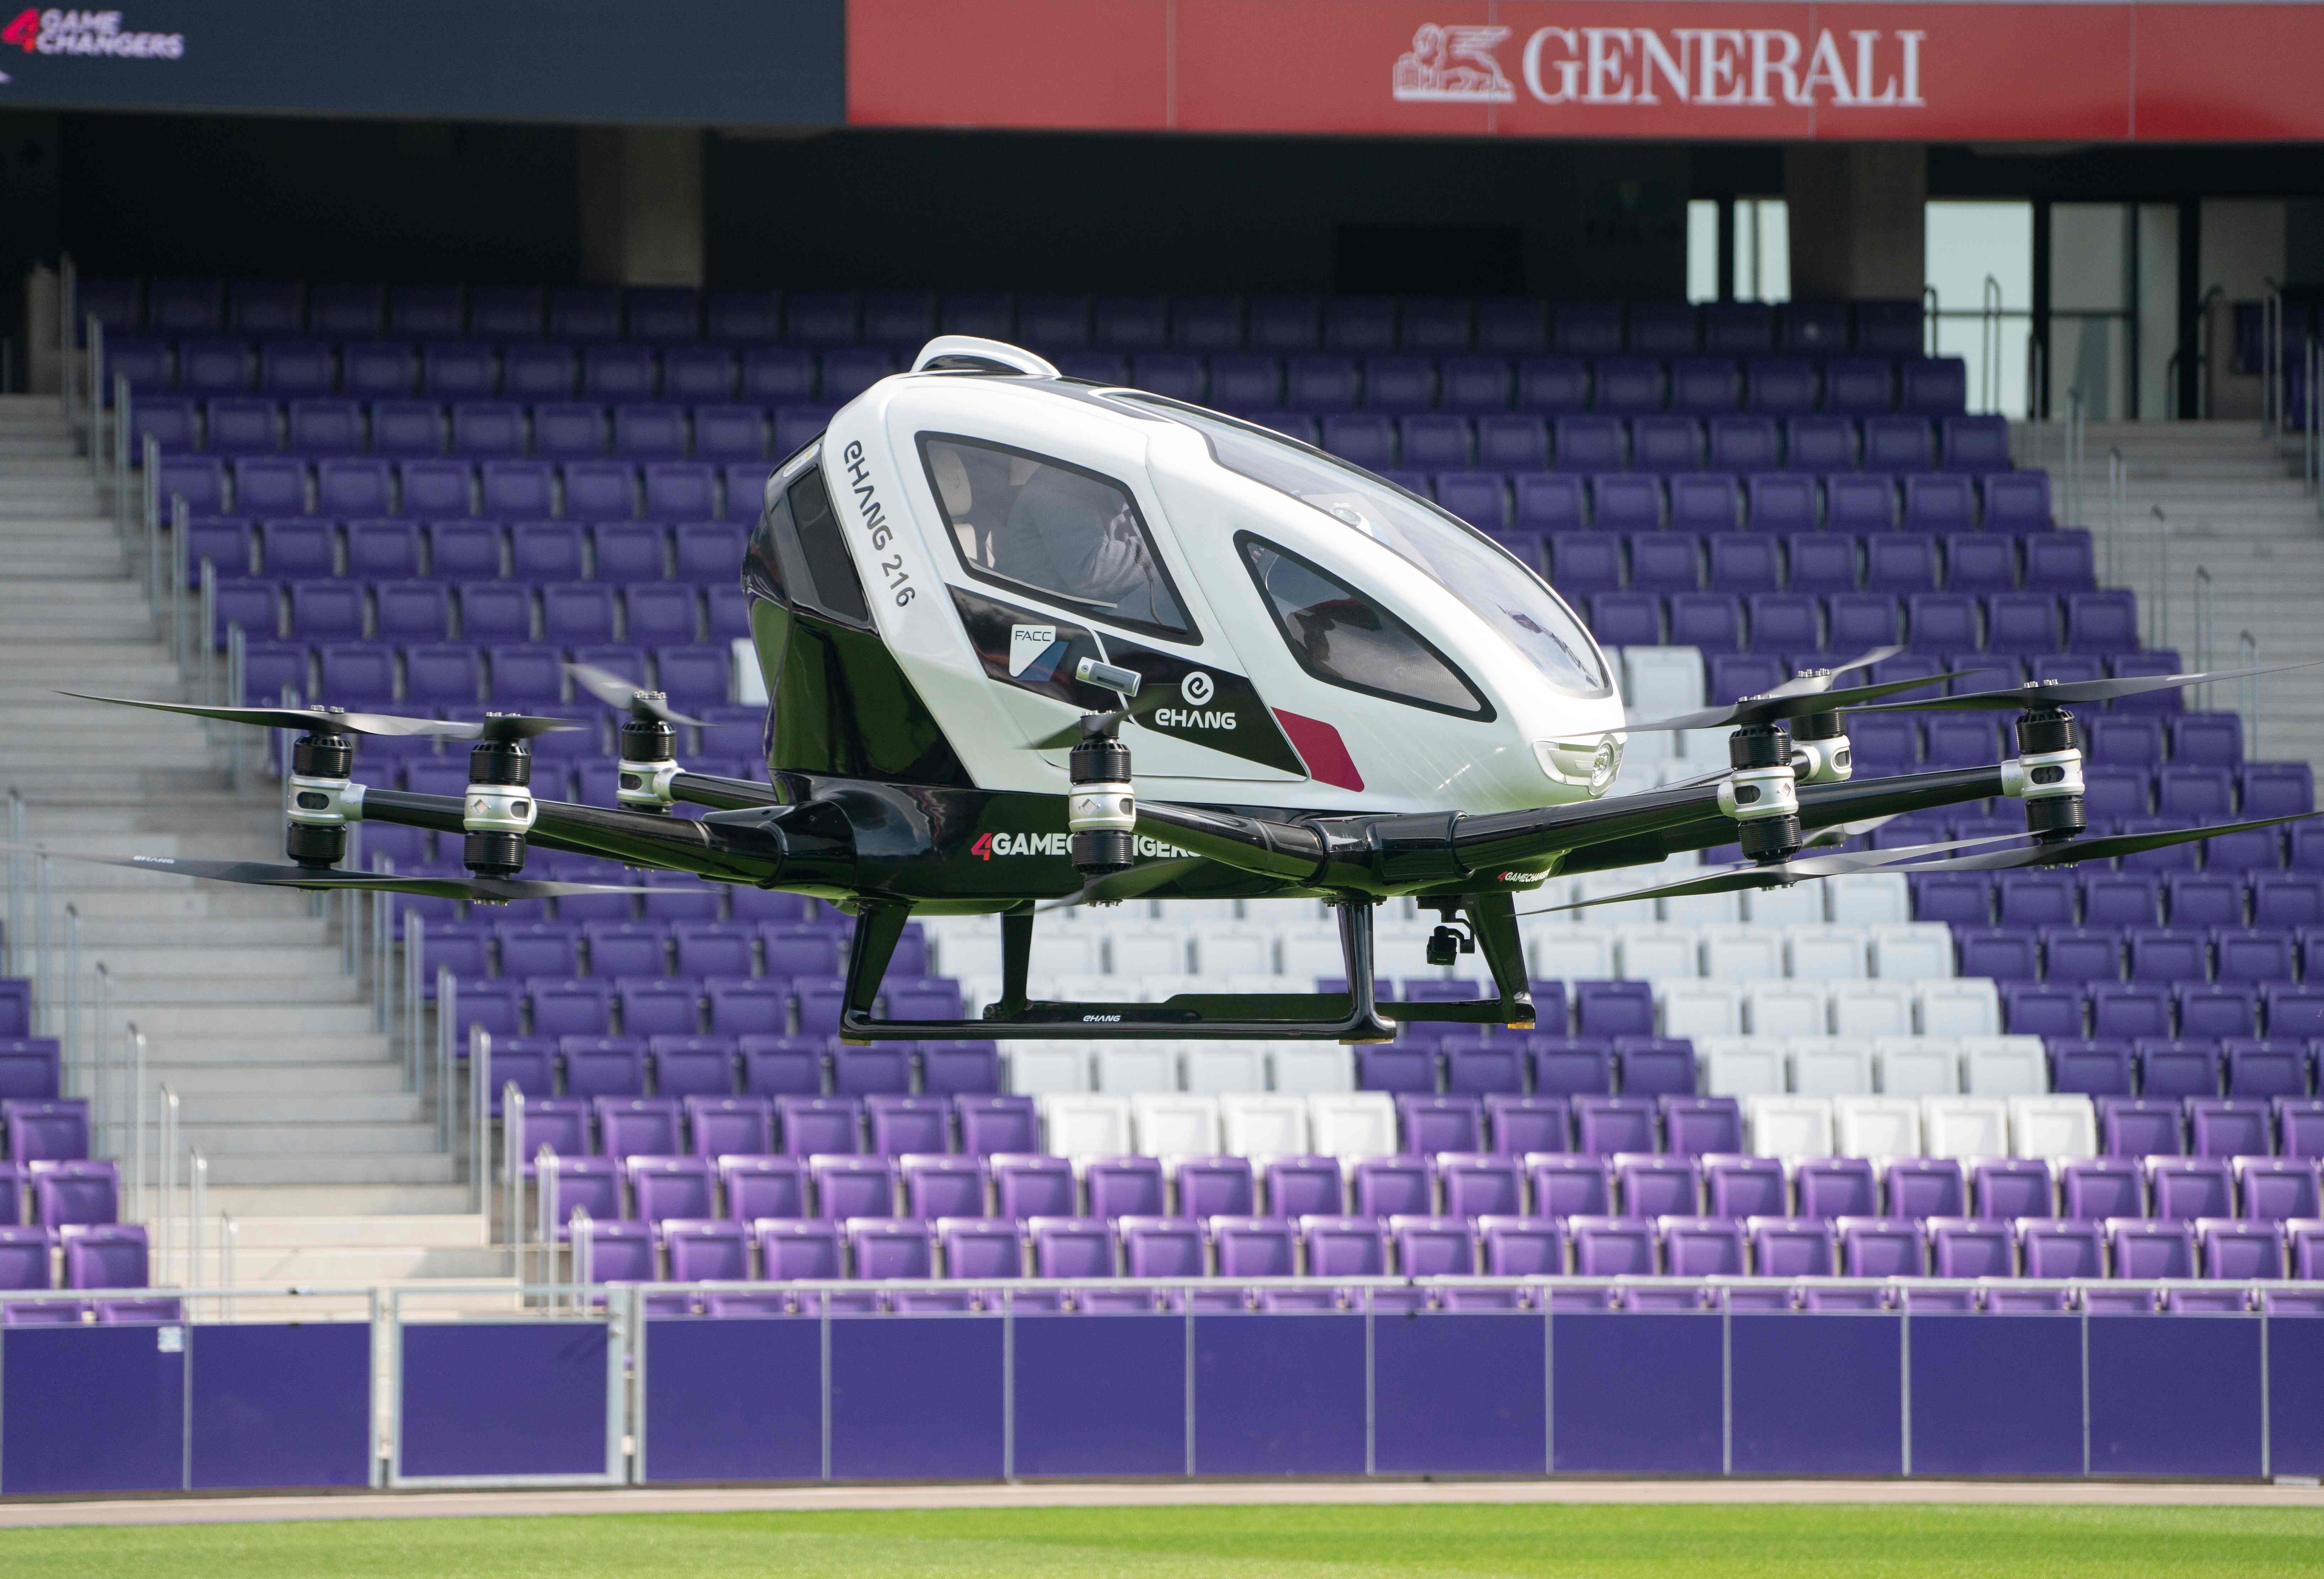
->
xmin=1978 ymin=275 xmax=2004 ymax=415
xmin=2240 ymin=631 xmax=2262 ymax=759
xmin=2062 ymin=389 xmax=2085 ymax=529
xmin=2194 ymin=565 xmax=2215 ymax=710
xmin=2264 ymin=288 xmax=2282 ymax=440
xmin=2148 ymin=505 xmax=2171 ymax=653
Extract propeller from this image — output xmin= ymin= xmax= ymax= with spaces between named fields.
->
xmin=567 ymin=662 xmax=703 ymax=728
xmin=1851 ymin=812 xmax=2322 ymax=876
xmin=1521 ymin=834 xmax=2021 ymax=917
xmin=2 ymin=847 xmax=652 ymax=903
xmin=59 ymin=693 xmax=576 ymax=741
xmin=1563 ymin=654 xmax=1968 ymax=738
xmin=1849 ymin=658 xmax=2324 ymax=715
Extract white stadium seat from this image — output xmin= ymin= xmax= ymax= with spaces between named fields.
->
xmin=1833 ymin=1094 xmax=1921 ymax=1157
xmin=2008 ymin=1095 xmax=2097 ymax=1159
xmin=1107 ymin=926 xmax=1189 ymax=975
xmin=1195 ymin=927 xmax=1275 ymax=975
xmin=930 ymin=926 xmax=1004 ymax=978
xmin=1130 ymin=1093 xmax=1220 ymax=1157
xmin=1921 ymin=1096 xmax=2010 ymax=1159
xmin=1040 ymin=1094 xmax=1132 ymax=1158
xmin=1872 ymin=1036 xmax=1960 ymax=1096
xmin=1739 ymin=883 xmax=1823 ymax=926
xmin=1825 ymin=872 xmax=1912 ymax=926
xmin=1615 ymin=927 xmax=1699 ymax=980
xmin=1789 ymin=1038 xmax=1874 ymax=1096
xmin=1743 ymin=981 xmax=1827 ymax=1038
xmin=1701 ymin=926 xmax=1783 ymax=980
xmin=1784 ymin=925 xmax=1866 ymax=981
xmin=1659 ymin=981 xmax=1744 ymax=1039
xmin=1961 ymin=1035 xmax=2050 ymax=1096
xmin=1221 ymin=1093 xmax=1309 ymax=1157
xmin=1744 ymin=1095 xmax=1834 ymax=1157
xmin=1183 ymin=1043 xmax=1268 ymax=1095
xmin=1030 ymin=932 xmax=1105 ymax=975
xmin=1269 ymin=1043 xmax=1356 ymax=1095
xmin=1005 ymin=1042 xmax=1090 ymax=1095
xmin=1092 ymin=1044 xmax=1177 ymax=1094
xmin=1278 ymin=923 xmax=1347 ymax=982
xmin=1574 ymin=871 xmax=1656 ymax=927
xmin=1530 ymin=931 xmax=1615 ymax=981
xmin=1868 ymin=923 xmax=1955 ymax=981
xmin=1917 ymin=979 xmax=2003 ymax=1038
xmin=1699 ymin=1036 xmax=1788 ymax=1097
xmin=1660 ymin=885 xmax=1743 ymax=926
xmin=1622 ymin=646 xmax=1704 ymax=719
xmin=1309 ymin=1093 xmax=1397 ymax=1159
xmin=1827 ymin=981 xmax=1916 ymax=1039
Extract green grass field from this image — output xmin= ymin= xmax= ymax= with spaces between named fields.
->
xmin=4 ymin=1503 xmax=2322 ymax=1579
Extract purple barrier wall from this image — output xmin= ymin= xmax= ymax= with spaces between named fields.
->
xmin=1374 ymin=1312 xmax=1547 ymax=1475
xmin=399 ymin=1322 xmax=611 ymax=1481
xmin=2267 ymin=1316 xmax=2324 ymax=1478
xmin=191 ymin=1323 xmax=371 ymax=1490
xmin=1906 ymin=1314 xmax=2083 ymax=1478
xmin=2087 ymin=1317 xmax=2264 ymax=1478
xmin=1552 ymin=1311 xmax=1723 ymax=1474
xmin=1009 ymin=1314 xmax=1185 ymax=1478
xmin=1 ymin=1325 xmax=184 ymax=1495
xmin=641 ymin=1316 xmax=822 ymax=1484
xmin=1730 ymin=1314 xmax=1904 ymax=1475
xmin=827 ymin=1316 xmax=1004 ymax=1480
xmin=1192 ymin=1313 xmax=1367 ymax=1476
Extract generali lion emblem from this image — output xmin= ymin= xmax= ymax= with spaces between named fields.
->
xmin=1391 ymin=23 xmax=1514 ymax=102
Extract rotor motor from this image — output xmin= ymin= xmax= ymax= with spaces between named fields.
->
xmin=1720 ymin=722 xmax=1803 ymax=863
xmin=618 ymin=705 xmax=680 ymax=814
xmin=2005 ymin=704 xmax=2087 ymax=843
xmin=463 ymin=722 xmax=537 ymax=876
xmin=284 ymin=723 xmax=358 ymax=869
xmin=1784 ymin=675 xmax=1854 ymax=786
xmin=1067 ymin=734 xmax=1136 ymax=878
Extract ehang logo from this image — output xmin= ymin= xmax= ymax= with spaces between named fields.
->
xmin=5 ymin=8 xmax=186 ymax=58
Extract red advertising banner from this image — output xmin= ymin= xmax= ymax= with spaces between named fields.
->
xmin=847 ymin=0 xmax=2324 ymax=142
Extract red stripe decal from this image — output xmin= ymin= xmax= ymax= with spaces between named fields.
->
xmin=1272 ymin=708 xmax=1364 ymax=792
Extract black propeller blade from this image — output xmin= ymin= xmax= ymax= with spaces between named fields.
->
xmin=9 ymin=847 xmax=651 ymax=903
xmin=1568 ymin=662 xmax=1968 ymax=738
xmin=60 ymin=693 xmax=576 ymax=741
xmin=1864 ymin=812 xmax=2322 ymax=876
xmin=1851 ymin=658 xmax=2324 ymax=715
xmin=567 ymin=662 xmax=704 ymax=728
xmin=1758 ymin=644 xmax=1903 ymax=698
xmin=1521 ymin=835 xmax=2019 ymax=916
xmin=1036 ymin=858 xmax=1207 ymax=913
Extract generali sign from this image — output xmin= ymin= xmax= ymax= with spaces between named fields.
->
xmin=850 ymin=0 xmax=2324 ymax=143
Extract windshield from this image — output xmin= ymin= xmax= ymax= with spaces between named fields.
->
xmin=1120 ymin=394 xmax=1611 ymax=698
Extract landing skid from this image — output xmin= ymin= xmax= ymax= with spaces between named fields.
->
xmin=833 ymin=891 xmax=1535 ymax=1045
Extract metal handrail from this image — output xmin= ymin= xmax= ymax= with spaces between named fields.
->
xmin=2064 ymin=390 xmax=2085 ymax=529
xmin=435 ymin=966 xmax=455 ymax=1139
xmin=2240 ymin=632 xmax=2262 ymax=757
xmin=1979 ymin=274 xmax=2004 ymax=414
xmin=470 ymin=1026 xmax=493 ymax=1214
xmin=2194 ymin=566 xmax=2215 ymax=710
xmin=2264 ymin=287 xmax=2282 ymax=438
xmin=1923 ymin=284 xmax=1941 ymax=358
xmin=2149 ymin=505 xmax=2171 ymax=652
xmin=504 ymin=1083 xmax=527 ymax=1284
xmin=5 ymin=788 xmax=22 ymax=978
xmin=154 ymin=1085 xmax=178 ymax=1275
xmin=127 ymin=1022 xmax=146 ymax=1205
xmin=62 ymin=903 xmax=79 ymax=1088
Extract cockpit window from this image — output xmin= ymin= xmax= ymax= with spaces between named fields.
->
xmin=1118 ymin=395 xmax=1611 ymax=698
xmin=747 ymin=462 xmax=871 ymax=628
xmin=917 ymin=433 xmax=1194 ymax=640
xmin=1240 ymin=534 xmax=1489 ymax=720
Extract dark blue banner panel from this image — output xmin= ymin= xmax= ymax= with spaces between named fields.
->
xmin=828 ymin=1317 xmax=1004 ymax=1481
xmin=1193 ymin=1314 xmax=1367 ymax=1476
xmin=0 ymin=1 xmax=843 ymax=125
xmin=400 ymin=1322 xmax=609 ymax=1480
xmin=2088 ymin=1317 xmax=2264 ymax=1479
xmin=1 ymin=1324 xmax=185 ymax=1495
xmin=1552 ymin=1312 xmax=1722 ymax=1475
xmin=1375 ymin=1312 xmax=1547 ymax=1475
xmin=2267 ymin=1316 xmax=2324 ymax=1478
xmin=1731 ymin=1314 xmax=1903 ymax=1477
xmin=191 ymin=1322 xmax=371 ymax=1490
xmin=1012 ymin=1315 xmax=1186 ymax=1478
xmin=1907 ymin=1315 xmax=2083 ymax=1479
xmin=641 ymin=1316 xmax=822 ymax=1485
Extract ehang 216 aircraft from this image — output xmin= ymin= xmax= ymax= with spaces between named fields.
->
xmin=49 ymin=335 xmax=2323 ymax=1046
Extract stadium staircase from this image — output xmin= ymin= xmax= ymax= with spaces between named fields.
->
xmin=2032 ymin=418 xmax=2324 ymax=774
xmin=1 ymin=391 xmax=506 ymax=1302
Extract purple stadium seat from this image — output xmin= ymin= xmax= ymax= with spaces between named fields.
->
xmin=1748 ymin=1217 xmax=1834 ymax=1277
xmin=715 ymin=1158 xmax=803 ymax=1222
xmin=2109 ymin=1218 xmax=2197 ymax=1280
xmin=1795 ymin=1157 xmax=1878 ymax=1219
xmin=628 ymin=1154 xmax=716 ymax=1223
xmin=1477 ymin=1215 xmax=1563 ymax=1275
xmin=811 ymin=1155 xmax=898 ymax=1220
xmin=1838 ymin=1216 xmax=1927 ymax=1277
xmin=1176 ymin=1157 xmax=1255 ymax=1219
xmin=1971 ymin=1159 xmax=2054 ymax=1220
xmin=2188 ymin=1098 xmax=2273 ymax=1159
xmin=1514 ymin=473 xmax=1585 ymax=533
xmin=1211 ymin=1216 xmax=1297 ymax=1278
xmin=848 ymin=1219 xmax=932 ymax=1279
xmin=2019 ymin=1219 xmax=2107 ymax=1278
xmin=1568 ymin=1215 xmax=1657 ymax=1275
xmin=755 ymin=1219 xmax=843 ymax=1281
xmin=900 ymin=1156 xmax=986 ymax=1219
xmin=1886 ymin=1158 xmax=1965 ymax=1217
xmin=2148 ymin=1156 xmax=2235 ymax=1220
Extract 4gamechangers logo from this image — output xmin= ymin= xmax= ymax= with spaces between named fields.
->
xmin=3 ymin=9 xmax=185 ymax=57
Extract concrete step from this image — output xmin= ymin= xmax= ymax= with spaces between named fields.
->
xmin=174 ymin=1090 xmax=426 ymax=1123
xmin=179 ymin=1120 xmax=445 ymax=1155
xmin=163 ymin=1243 xmax=513 ymax=1284
xmin=148 ymin=1060 xmax=411 ymax=1094
xmin=124 ymin=1002 xmax=382 ymax=1036
xmin=103 ymin=974 xmax=366 ymax=1007
xmin=222 ymin=1214 xmax=489 ymax=1248
xmin=55 ymin=945 xmax=347 ymax=977
xmin=200 ymin=1151 xmax=461 ymax=1186
xmin=189 ymin=1183 xmax=477 ymax=1217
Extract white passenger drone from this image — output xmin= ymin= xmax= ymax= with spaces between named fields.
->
xmin=52 ymin=335 xmax=2322 ymax=1045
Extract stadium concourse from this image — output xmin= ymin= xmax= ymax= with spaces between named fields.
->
xmin=5 ymin=281 xmax=2324 ymax=1496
